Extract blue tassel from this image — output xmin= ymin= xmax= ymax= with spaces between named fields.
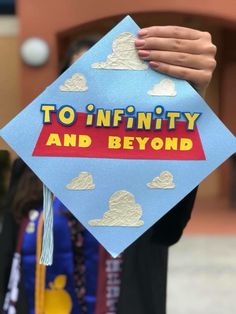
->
xmin=40 ymin=184 xmax=54 ymax=265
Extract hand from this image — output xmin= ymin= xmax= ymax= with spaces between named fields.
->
xmin=135 ymin=26 xmax=217 ymax=97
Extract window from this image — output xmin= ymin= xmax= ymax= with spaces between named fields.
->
xmin=0 ymin=0 xmax=15 ymax=15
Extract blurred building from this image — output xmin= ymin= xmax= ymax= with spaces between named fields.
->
xmin=0 ymin=0 xmax=235 ymax=204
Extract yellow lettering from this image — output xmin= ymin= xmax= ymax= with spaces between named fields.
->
xmin=41 ymin=105 xmax=56 ymax=123
xmin=180 ymin=138 xmax=193 ymax=151
xmin=113 ymin=109 xmax=125 ymax=127
xmin=166 ymin=112 xmax=181 ymax=129
xmin=154 ymin=105 xmax=164 ymax=129
xmin=123 ymin=137 xmax=134 ymax=149
xmin=86 ymin=114 xmax=93 ymax=126
xmin=96 ymin=109 xmax=111 ymax=127
xmin=64 ymin=134 xmax=76 ymax=147
xmin=184 ymin=113 xmax=201 ymax=130
xmin=155 ymin=118 xmax=162 ymax=130
xmin=58 ymin=106 xmax=75 ymax=125
xmin=136 ymin=137 xmax=149 ymax=150
xmin=78 ymin=135 xmax=92 ymax=148
xmin=86 ymin=104 xmax=95 ymax=126
xmin=151 ymin=137 xmax=164 ymax=150
xmin=165 ymin=137 xmax=178 ymax=150
xmin=137 ymin=112 xmax=152 ymax=130
xmin=126 ymin=117 xmax=135 ymax=129
xmin=46 ymin=133 xmax=61 ymax=146
xmin=108 ymin=136 xmax=121 ymax=149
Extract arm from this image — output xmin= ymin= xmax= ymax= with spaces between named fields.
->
xmin=134 ymin=26 xmax=216 ymax=244
xmin=135 ymin=25 xmax=217 ymax=97
xmin=151 ymin=188 xmax=198 ymax=246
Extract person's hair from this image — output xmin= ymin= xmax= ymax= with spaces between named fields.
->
xmin=5 ymin=158 xmax=43 ymax=223
xmin=60 ymin=38 xmax=96 ymax=74
xmin=0 ymin=150 xmax=10 ymax=211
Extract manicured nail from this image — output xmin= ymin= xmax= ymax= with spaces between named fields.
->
xmin=135 ymin=39 xmax=145 ymax=48
xmin=149 ymin=61 xmax=160 ymax=68
xmin=138 ymin=50 xmax=150 ymax=58
xmin=138 ymin=29 xmax=148 ymax=37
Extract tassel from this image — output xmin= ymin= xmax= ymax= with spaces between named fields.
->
xmin=40 ymin=184 xmax=54 ymax=265
xmin=35 ymin=212 xmax=46 ymax=313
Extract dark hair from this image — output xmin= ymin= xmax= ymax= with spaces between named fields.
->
xmin=0 ymin=151 xmax=10 ymax=210
xmin=60 ymin=39 xmax=96 ymax=74
xmin=8 ymin=158 xmax=27 ymax=191
xmin=5 ymin=158 xmax=43 ymax=223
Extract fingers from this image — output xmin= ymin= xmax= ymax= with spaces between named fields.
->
xmin=135 ymin=25 xmax=217 ymax=97
xmin=135 ymin=37 xmax=204 ymax=54
xmin=137 ymin=50 xmax=216 ymax=70
xmin=150 ymin=61 xmax=213 ymax=95
xmin=135 ymin=36 xmax=217 ymax=56
xmin=138 ymin=25 xmax=202 ymax=40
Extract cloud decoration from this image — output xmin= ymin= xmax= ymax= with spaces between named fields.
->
xmin=89 ymin=190 xmax=144 ymax=227
xmin=147 ymin=79 xmax=177 ymax=96
xmin=66 ymin=172 xmax=95 ymax=190
xmin=60 ymin=73 xmax=88 ymax=92
xmin=91 ymin=32 xmax=148 ymax=70
xmin=147 ymin=171 xmax=175 ymax=189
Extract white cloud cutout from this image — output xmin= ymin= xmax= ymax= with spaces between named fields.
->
xmin=147 ymin=171 xmax=175 ymax=189
xmin=66 ymin=172 xmax=95 ymax=190
xmin=89 ymin=190 xmax=144 ymax=227
xmin=91 ymin=32 xmax=148 ymax=71
xmin=147 ymin=79 xmax=177 ymax=96
xmin=60 ymin=73 xmax=88 ymax=92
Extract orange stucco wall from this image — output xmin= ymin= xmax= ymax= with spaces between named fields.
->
xmin=0 ymin=35 xmax=20 ymax=157
xmin=18 ymin=0 xmax=236 ymax=106
xmin=16 ymin=0 xmax=236 ymax=200
xmin=219 ymin=30 xmax=236 ymax=198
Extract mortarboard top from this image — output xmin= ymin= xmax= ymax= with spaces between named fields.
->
xmin=1 ymin=16 xmax=236 ymax=262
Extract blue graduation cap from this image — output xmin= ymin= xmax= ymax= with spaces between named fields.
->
xmin=1 ymin=16 xmax=235 ymax=263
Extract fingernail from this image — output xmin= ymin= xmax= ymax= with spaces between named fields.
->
xmin=138 ymin=29 xmax=148 ymax=37
xmin=138 ymin=50 xmax=150 ymax=58
xmin=135 ymin=39 xmax=145 ymax=48
xmin=150 ymin=61 xmax=160 ymax=68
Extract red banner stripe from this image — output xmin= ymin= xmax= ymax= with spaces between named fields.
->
xmin=33 ymin=112 xmax=205 ymax=160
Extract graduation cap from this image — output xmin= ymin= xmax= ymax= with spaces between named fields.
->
xmin=1 ymin=16 xmax=235 ymax=264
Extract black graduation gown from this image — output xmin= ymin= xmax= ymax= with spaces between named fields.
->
xmin=0 ymin=211 xmax=29 ymax=313
xmin=0 ymin=188 xmax=197 ymax=314
xmin=118 ymin=188 xmax=198 ymax=314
